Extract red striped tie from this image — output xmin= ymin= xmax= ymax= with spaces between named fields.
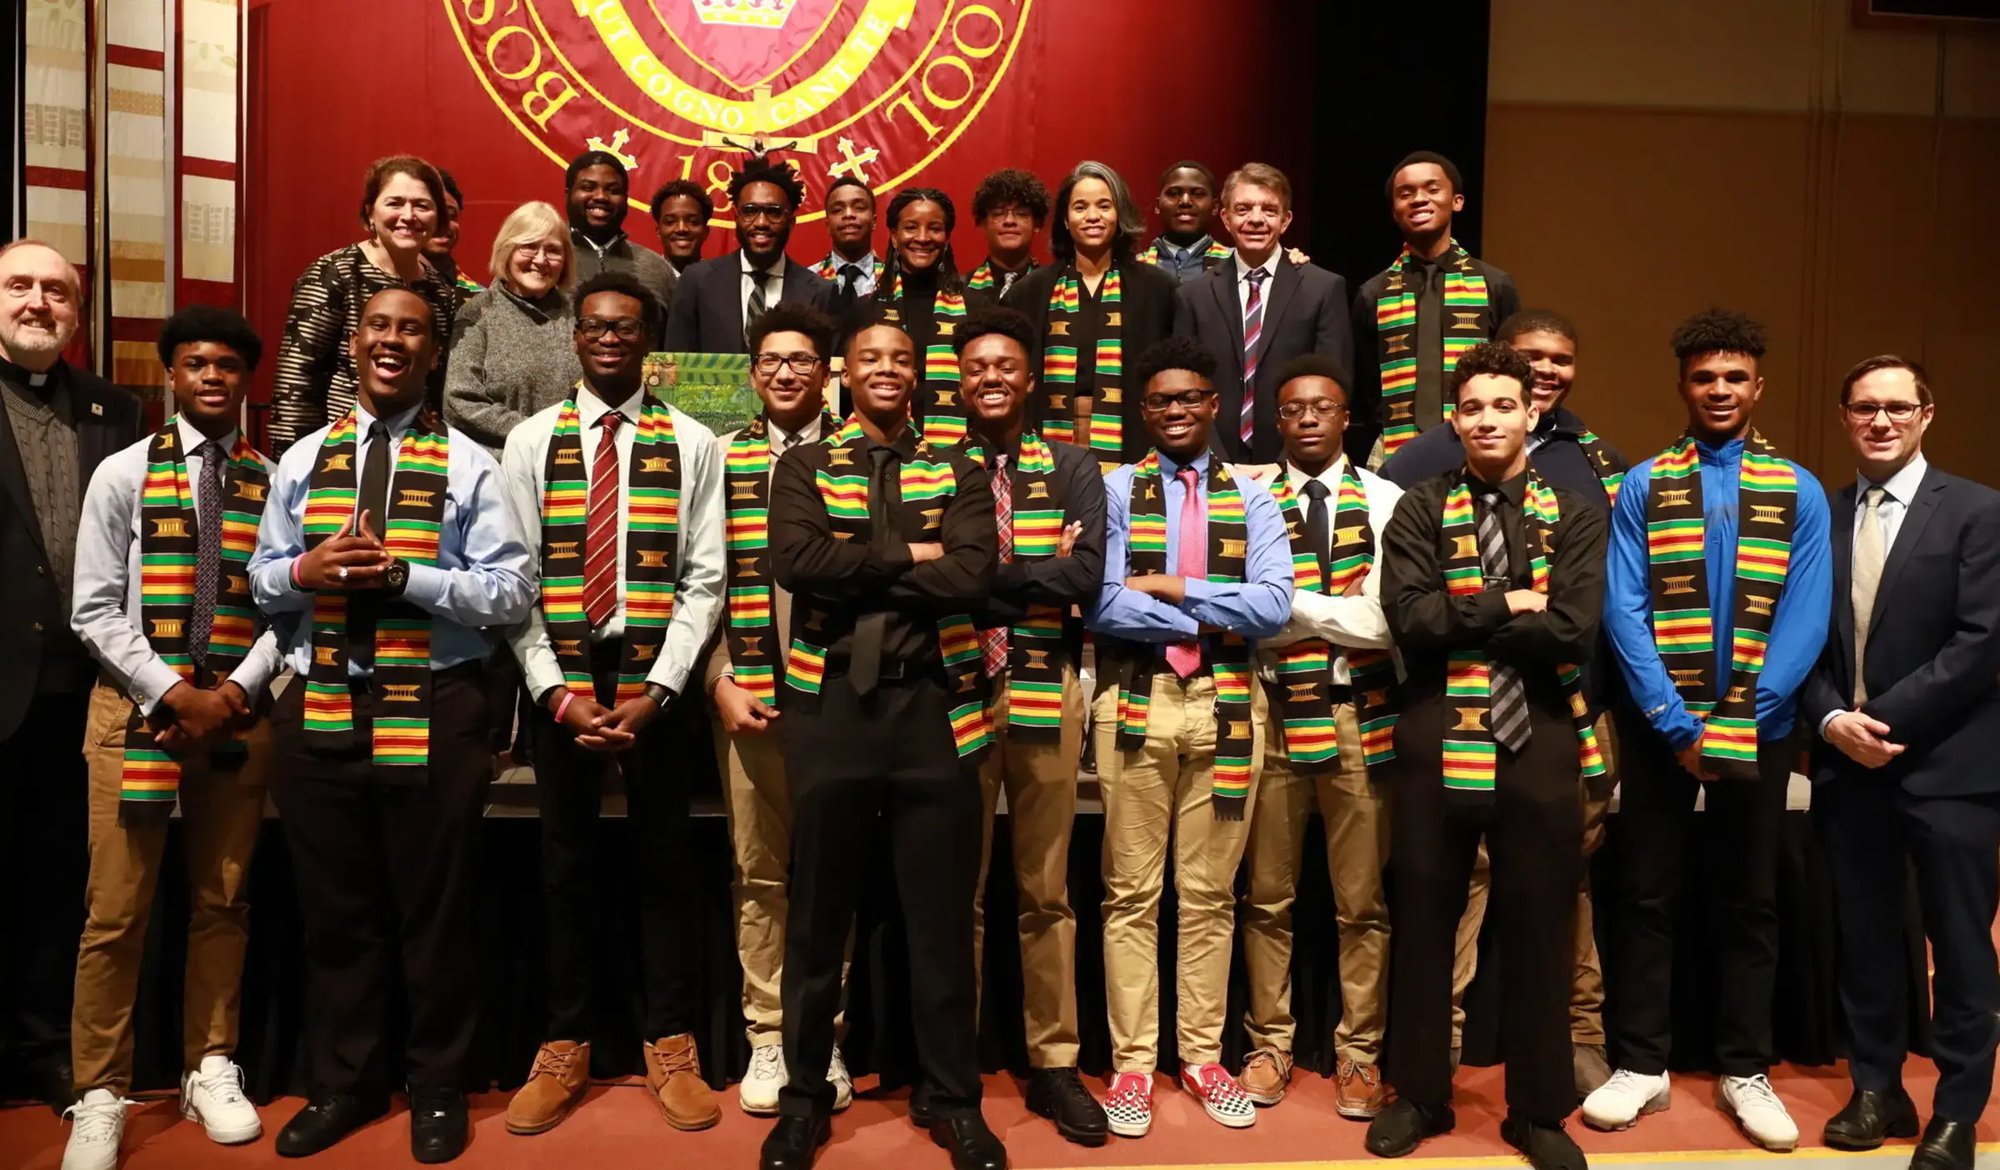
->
xmin=583 ymin=411 xmax=624 ymax=629
xmin=1240 ymin=267 xmax=1269 ymax=448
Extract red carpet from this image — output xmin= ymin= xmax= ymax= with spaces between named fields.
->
xmin=3 ymin=1055 xmax=1995 ymax=1169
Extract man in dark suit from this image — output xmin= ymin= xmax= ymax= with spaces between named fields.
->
xmin=663 ymin=157 xmax=833 ymax=356
xmin=1802 ymin=355 xmax=2000 ymax=1170
xmin=0 ymin=239 xmax=140 ymax=1110
xmin=1173 ymin=162 xmax=1353 ymax=466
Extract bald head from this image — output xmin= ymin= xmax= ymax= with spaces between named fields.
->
xmin=0 ymin=240 xmax=83 ymax=372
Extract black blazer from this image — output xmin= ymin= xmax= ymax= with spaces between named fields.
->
xmin=1001 ymin=260 xmax=1177 ymax=464
xmin=662 ymin=252 xmax=834 ymax=355
xmin=1172 ymin=257 xmax=1355 ymax=464
xmin=1802 ymin=465 xmax=2000 ymax=797
xmin=0 ymin=364 xmax=140 ymax=739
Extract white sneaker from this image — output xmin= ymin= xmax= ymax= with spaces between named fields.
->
xmin=1581 ymin=1068 xmax=1671 ymax=1130
xmin=1719 ymin=1073 xmax=1799 ymax=1151
xmin=739 ymin=1045 xmax=787 ymax=1115
xmin=180 ymin=1055 xmax=262 ymax=1144
xmin=828 ymin=1044 xmax=853 ymax=1112
xmin=61 ymin=1089 xmax=128 ymax=1170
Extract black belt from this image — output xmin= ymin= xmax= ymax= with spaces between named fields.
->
xmin=822 ymin=658 xmax=939 ymax=685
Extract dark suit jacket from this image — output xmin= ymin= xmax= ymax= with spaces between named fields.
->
xmin=0 ymin=363 xmax=140 ymax=739
xmin=1001 ymin=260 xmax=1177 ymax=464
xmin=662 ymin=252 xmax=833 ymax=356
xmin=1172 ymin=257 xmax=1354 ymax=464
xmin=1802 ymin=465 xmax=2000 ymax=797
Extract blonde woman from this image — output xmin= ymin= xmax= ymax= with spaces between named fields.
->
xmin=443 ymin=200 xmax=584 ymax=453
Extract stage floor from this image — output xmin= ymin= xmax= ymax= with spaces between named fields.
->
xmin=4 ymin=1055 xmax=1997 ymax=1170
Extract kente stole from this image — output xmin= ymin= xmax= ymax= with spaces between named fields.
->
xmin=782 ymin=419 xmax=992 ymax=760
xmin=1576 ymin=429 xmax=1626 ymax=505
xmin=1266 ymin=467 xmax=1397 ymax=771
xmin=300 ymin=410 xmax=448 ymax=771
xmin=960 ymin=431 xmax=1070 ymax=741
xmin=1644 ymin=430 xmax=1797 ymax=779
xmin=1038 ymin=267 xmax=1125 ymax=466
xmin=1434 ymin=473 xmax=1604 ymax=796
xmin=722 ymin=410 xmax=837 ymax=706
xmin=966 ymin=257 xmax=1036 ymax=294
xmin=537 ymin=389 xmax=681 ymax=705
xmin=1374 ymin=240 xmax=1490 ymax=458
xmin=877 ymin=272 xmax=970 ymax=447
xmin=119 ymin=424 xmax=270 ymax=825
xmin=1139 ymin=237 xmax=1231 ymax=271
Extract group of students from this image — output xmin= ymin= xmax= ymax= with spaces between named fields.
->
xmin=0 ymin=143 xmax=1992 ymax=1170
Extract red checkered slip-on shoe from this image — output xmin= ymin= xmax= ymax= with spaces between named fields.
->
xmin=1180 ymin=1062 xmax=1257 ymax=1129
xmin=1102 ymin=1071 xmax=1153 ymax=1138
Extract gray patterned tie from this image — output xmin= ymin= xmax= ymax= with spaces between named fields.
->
xmin=1851 ymin=485 xmax=1886 ymax=704
xmin=189 ymin=439 xmax=225 ymax=667
xmin=1478 ymin=491 xmax=1531 ymax=752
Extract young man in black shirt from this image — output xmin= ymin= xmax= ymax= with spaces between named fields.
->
xmin=649 ymin=179 xmax=714 ymax=274
xmin=967 ymin=169 xmax=1049 ymax=300
xmin=1368 ymin=341 xmax=1605 ymax=1170
xmin=761 ymin=306 xmax=1002 ymax=1170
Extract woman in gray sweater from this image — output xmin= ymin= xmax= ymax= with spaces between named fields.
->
xmin=444 ymin=200 xmax=584 ymax=452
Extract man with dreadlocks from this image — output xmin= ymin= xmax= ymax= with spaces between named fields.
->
xmin=664 ymin=156 xmax=834 ymax=356
xmin=1587 ymin=309 xmax=1830 ymax=1152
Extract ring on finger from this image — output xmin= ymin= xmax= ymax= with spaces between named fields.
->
xmin=337 ymin=565 xmax=349 ymax=581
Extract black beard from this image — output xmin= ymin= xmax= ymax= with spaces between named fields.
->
xmin=569 ymin=206 xmax=625 ymax=243
xmin=738 ymin=227 xmax=793 ymax=268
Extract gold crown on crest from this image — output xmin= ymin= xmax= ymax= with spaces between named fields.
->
xmin=694 ymin=0 xmax=798 ymax=29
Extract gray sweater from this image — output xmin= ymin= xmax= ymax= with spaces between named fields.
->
xmin=443 ymin=283 xmax=584 ymax=454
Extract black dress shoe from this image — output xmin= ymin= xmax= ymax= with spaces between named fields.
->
xmin=909 ymin=1093 xmax=936 ymax=1127
xmin=1500 ymin=1114 xmax=1587 ymax=1170
xmin=1911 ymin=1117 xmax=1977 ymax=1170
xmin=761 ymin=1114 xmax=831 ymax=1170
xmin=928 ymin=1112 xmax=1007 ymax=1170
xmin=1025 ymin=1068 xmax=1108 ymax=1147
xmin=31 ymin=1055 xmax=77 ymax=1116
xmin=1822 ymin=1088 xmax=1918 ymax=1150
xmin=409 ymin=1086 xmax=469 ymax=1164
xmin=276 ymin=1093 xmax=390 ymax=1157
xmin=1365 ymin=1099 xmax=1456 ymax=1158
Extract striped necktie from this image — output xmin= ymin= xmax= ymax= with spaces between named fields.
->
xmin=982 ymin=454 xmax=1011 ymax=677
xmin=582 ymin=411 xmax=625 ymax=629
xmin=1477 ymin=491 xmax=1530 ymax=752
xmin=1240 ymin=267 xmax=1269 ymax=448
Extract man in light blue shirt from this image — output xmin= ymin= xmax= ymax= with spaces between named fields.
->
xmin=250 ymin=287 xmax=532 ymax=1165
xmin=1086 ymin=335 xmax=1291 ymax=1139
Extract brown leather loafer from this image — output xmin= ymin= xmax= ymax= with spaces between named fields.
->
xmin=1238 ymin=1046 xmax=1292 ymax=1106
xmin=645 ymin=1034 xmax=721 ymax=1131
xmin=505 ymin=1040 xmax=590 ymax=1135
xmin=1335 ymin=1058 xmax=1389 ymax=1119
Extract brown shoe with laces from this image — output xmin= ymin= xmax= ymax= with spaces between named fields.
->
xmin=1335 ymin=1059 xmax=1389 ymax=1120
xmin=505 ymin=1040 xmax=590 ymax=1135
xmin=1237 ymin=1046 xmax=1293 ymax=1106
xmin=645 ymin=1034 xmax=720 ymax=1131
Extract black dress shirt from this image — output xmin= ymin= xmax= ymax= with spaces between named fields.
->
xmin=1380 ymin=407 xmax=1626 ymax=513
xmin=1349 ymin=254 xmax=1521 ymax=461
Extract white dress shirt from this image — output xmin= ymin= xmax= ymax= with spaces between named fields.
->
xmin=1234 ymin=249 xmax=1283 ymax=317
xmin=1819 ymin=453 xmax=1929 ymax=737
xmin=501 ymin=386 xmax=725 ymax=700
xmin=72 ymin=417 xmax=285 ymax=714
xmin=1257 ymin=456 xmax=1403 ymax=685
xmin=740 ymin=253 xmax=790 ymax=328
xmin=767 ymin=414 xmax=823 ymax=452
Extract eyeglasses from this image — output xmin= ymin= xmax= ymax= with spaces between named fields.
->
xmin=753 ymin=352 xmax=822 ymax=375
xmin=1843 ymin=401 xmax=1923 ymax=423
xmin=576 ymin=317 xmax=644 ymax=340
xmin=1278 ymin=400 xmax=1347 ymax=420
xmin=512 ymin=242 xmax=566 ymax=262
xmin=737 ymin=203 xmax=790 ymax=223
xmin=1140 ymin=388 xmax=1214 ymax=412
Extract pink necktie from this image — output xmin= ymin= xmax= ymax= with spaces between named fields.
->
xmin=1164 ymin=466 xmax=1205 ymax=678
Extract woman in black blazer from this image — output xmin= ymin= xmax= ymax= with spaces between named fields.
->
xmin=1002 ymin=160 xmax=1177 ymax=467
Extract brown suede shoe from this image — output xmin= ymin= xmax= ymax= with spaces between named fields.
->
xmin=1573 ymin=1042 xmax=1611 ymax=1099
xmin=505 ymin=1040 xmax=590 ymax=1135
xmin=1335 ymin=1059 xmax=1389 ymax=1119
xmin=644 ymin=1034 xmax=720 ymax=1131
xmin=1237 ymin=1046 xmax=1293 ymax=1106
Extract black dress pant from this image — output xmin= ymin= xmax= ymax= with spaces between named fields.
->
xmin=0 ymin=692 xmax=90 ymax=1073
xmin=778 ymin=671 xmax=983 ymax=1119
xmin=526 ymin=645 xmax=697 ymax=1041
xmin=1816 ymin=780 xmax=2000 ymax=1122
xmin=1608 ymin=709 xmax=1789 ymax=1077
xmin=268 ymin=666 xmax=490 ymax=1095
xmin=1385 ymin=695 xmax=1583 ymax=1124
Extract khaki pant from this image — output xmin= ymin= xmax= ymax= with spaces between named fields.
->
xmin=72 ymin=681 xmax=268 ymax=1095
xmin=974 ymin=667 xmax=1084 ymax=1069
xmin=1451 ymin=711 xmax=1618 ymax=1047
xmin=1096 ymin=671 xmax=1266 ymax=1073
xmin=713 ymin=714 xmax=848 ymax=1049
xmin=1240 ymin=700 xmax=1390 ymax=1064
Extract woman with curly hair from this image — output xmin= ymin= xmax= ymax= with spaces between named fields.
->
xmin=663 ymin=155 xmax=834 ymax=355
xmin=870 ymin=186 xmax=995 ymax=445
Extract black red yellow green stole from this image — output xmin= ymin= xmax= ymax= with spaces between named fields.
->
xmin=453 ymin=271 xmax=483 ymax=297
xmin=301 ymin=409 xmax=448 ymax=771
xmin=1038 ymin=267 xmax=1126 ymax=467
xmin=1577 ymin=430 xmax=1626 ymax=504
xmin=1138 ymin=236 xmax=1230 ymax=271
xmin=1436 ymin=472 xmax=1604 ymax=797
xmin=537 ymin=389 xmax=682 ymax=705
xmin=1645 ymin=430 xmax=1797 ymax=779
xmin=1374 ymin=240 xmax=1490 ymax=458
xmin=1109 ymin=452 xmax=1256 ymax=816
xmin=965 ymin=257 xmax=1035 ymax=294
xmin=722 ymin=410 xmax=837 ymax=706
xmin=782 ymin=418 xmax=991 ymax=760
xmin=1265 ymin=466 xmax=1397 ymax=771
xmin=120 ymin=424 xmax=270 ymax=825
xmin=959 ymin=431 xmax=1069 ymax=740
xmin=877 ymin=271 xmax=970 ymax=447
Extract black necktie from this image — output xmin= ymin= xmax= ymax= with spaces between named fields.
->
xmin=1301 ymin=478 xmax=1332 ymax=589
xmin=350 ymin=421 xmax=392 ymax=670
xmin=849 ymin=445 xmax=898 ymax=696
xmin=189 ymin=439 xmax=225 ymax=668
xmin=745 ymin=269 xmax=771 ymax=347
xmin=1477 ymin=490 xmax=1530 ymax=752
xmin=1413 ymin=262 xmax=1446 ymax=431
xmin=835 ymin=263 xmax=862 ymax=311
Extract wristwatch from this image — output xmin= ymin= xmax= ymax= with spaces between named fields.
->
xmin=644 ymin=682 xmax=675 ymax=711
xmin=383 ymin=557 xmax=410 ymax=597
